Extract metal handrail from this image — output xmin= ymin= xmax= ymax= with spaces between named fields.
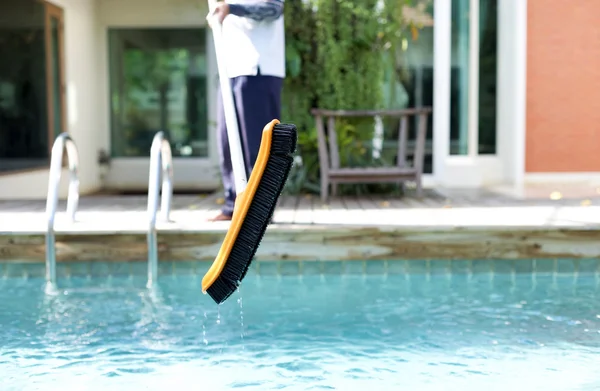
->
xmin=146 ymin=131 xmax=173 ymax=288
xmin=45 ymin=132 xmax=80 ymax=290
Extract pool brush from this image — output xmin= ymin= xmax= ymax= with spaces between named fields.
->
xmin=202 ymin=1 xmax=297 ymax=304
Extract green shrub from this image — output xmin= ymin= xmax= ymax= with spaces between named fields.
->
xmin=281 ymin=0 xmax=429 ymax=196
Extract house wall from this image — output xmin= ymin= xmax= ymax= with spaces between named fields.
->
xmin=10 ymin=0 xmax=595 ymax=198
xmin=98 ymin=0 xmax=208 ymax=27
xmin=0 ymin=0 xmax=215 ymax=199
xmin=525 ymin=0 xmax=600 ymax=173
xmin=0 ymin=0 xmax=103 ymax=199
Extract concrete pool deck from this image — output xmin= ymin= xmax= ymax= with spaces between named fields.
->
xmin=1 ymin=187 xmax=600 ymax=263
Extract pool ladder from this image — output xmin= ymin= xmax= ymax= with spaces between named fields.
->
xmin=45 ymin=133 xmax=80 ymax=291
xmin=44 ymin=131 xmax=173 ymax=290
xmin=146 ymin=131 xmax=173 ymax=288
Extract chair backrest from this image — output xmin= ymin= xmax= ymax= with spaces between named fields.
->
xmin=311 ymin=107 xmax=433 ymax=171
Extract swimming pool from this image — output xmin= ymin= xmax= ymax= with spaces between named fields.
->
xmin=1 ymin=259 xmax=600 ymax=390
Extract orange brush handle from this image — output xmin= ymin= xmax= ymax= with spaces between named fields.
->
xmin=201 ymin=119 xmax=279 ymax=292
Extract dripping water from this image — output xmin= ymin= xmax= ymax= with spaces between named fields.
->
xmin=202 ymin=311 xmax=208 ymax=345
xmin=216 ymin=304 xmax=223 ymax=357
xmin=237 ymin=286 xmax=245 ymax=348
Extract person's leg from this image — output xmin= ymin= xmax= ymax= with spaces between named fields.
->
xmin=210 ymin=74 xmax=283 ymax=221
xmin=233 ymin=75 xmax=284 ymax=173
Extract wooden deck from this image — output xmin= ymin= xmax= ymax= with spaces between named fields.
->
xmin=1 ymin=189 xmax=600 ymax=263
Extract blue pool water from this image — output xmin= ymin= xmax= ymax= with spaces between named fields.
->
xmin=1 ymin=261 xmax=600 ymax=390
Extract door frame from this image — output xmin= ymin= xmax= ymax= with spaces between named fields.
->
xmin=44 ymin=1 xmax=67 ymax=150
xmin=101 ymin=22 xmax=220 ymax=192
xmin=432 ymin=0 xmax=516 ymax=188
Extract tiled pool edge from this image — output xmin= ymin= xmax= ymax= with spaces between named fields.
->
xmin=1 ymin=227 xmax=600 ymax=263
xmin=2 ymin=258 xmax=600 ymax=280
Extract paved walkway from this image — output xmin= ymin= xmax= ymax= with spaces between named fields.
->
xmin=1 ymin=188 xmax=599 ymax=263
xmin=0 ymin=188 xmax=599 ymax=234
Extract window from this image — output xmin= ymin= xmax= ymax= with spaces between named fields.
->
xmin=0 ymin=0 xmax=65 ymax=173
xmin=450 ymin=0 xmax=498 ymax=156
xmin=108 ymin=28 xmax=209 ymax=158
xmin=478 ymin=0 xmax=497 ymax=155
xmin=450 ymin=0 xmax=471 ymax=155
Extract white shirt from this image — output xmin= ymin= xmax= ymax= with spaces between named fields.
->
xmin=220 ymin=0 xmax=286 ymax=79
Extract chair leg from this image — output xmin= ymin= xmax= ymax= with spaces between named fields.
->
xmin=397 ymin=181 xmax=405 ymax=196
xmin=320 ymin=175 xmax=329 ymax=203
xmin=331 ymin=182 xmax=338 ymax=197
xmin=415 ymin=177 xmax=423 ymax=198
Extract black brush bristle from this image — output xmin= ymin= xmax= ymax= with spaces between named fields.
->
xmin=206 ymin=123 xmax=297 ymax=304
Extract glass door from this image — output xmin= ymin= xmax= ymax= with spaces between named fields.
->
xmin=449 ymin=0 xmax=498 ymax=156
xmin=106 ymin=27 xmax=219 ymax=191
xmin=0 ymin=0 xmax=51 ymax=173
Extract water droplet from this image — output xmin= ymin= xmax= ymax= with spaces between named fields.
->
xmin=202 ymin=311 xmax=208 ymax=345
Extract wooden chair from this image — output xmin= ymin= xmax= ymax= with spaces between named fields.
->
xmin=310 ymin=108 xmax=432 ymax=203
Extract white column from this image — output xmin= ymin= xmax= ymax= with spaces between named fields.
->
xmin=513 ymin=0 xmax=527 ymax=188
xmin=432 ymin=0 xmax=452 ymax=182
xmin=497 ymin=0 xmax=527 ymax=188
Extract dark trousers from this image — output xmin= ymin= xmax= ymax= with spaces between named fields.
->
xmin=216 ymin=74 xmax=283 ymax=216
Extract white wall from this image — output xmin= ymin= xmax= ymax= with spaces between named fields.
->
xmin=0 ymin=0 xmax=104 ymax=200
xmin=98 ymin=0 xmax=209 ymax=27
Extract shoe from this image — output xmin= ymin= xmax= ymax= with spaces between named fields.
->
xmin=208 ymin=212 xmax=232 ymax=222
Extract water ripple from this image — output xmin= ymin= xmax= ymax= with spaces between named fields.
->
xmin=0 ymin=273 xmax=599 ymax=390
